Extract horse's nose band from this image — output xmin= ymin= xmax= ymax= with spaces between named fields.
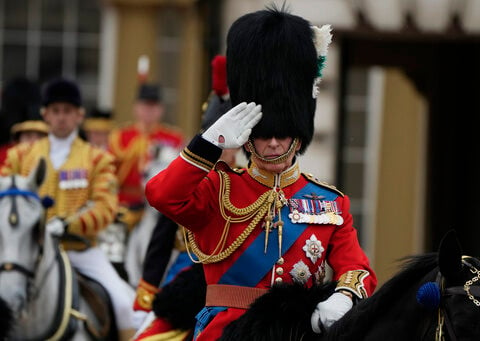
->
xmin=0 ymin=262 xmax=34 ymax=278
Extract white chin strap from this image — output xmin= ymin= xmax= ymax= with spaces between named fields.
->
xmin=247 ymin=138 xmax=298 ymax=165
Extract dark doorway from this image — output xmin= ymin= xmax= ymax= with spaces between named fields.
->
xmin=336 ymin=31 xmax=480 ymax=255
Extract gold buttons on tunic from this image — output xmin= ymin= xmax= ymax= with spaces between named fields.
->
xmin=275 ymin=277 xmax=283 ymax=283
xmin=277 ymin=257 xmax=284 ymax=265
xmin=276 ymin=267 xmax=284 ymax=275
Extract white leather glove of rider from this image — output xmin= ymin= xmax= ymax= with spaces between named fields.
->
xmin=46 ymin=218 xmax=66 ymax=236
xmin=201 ymin=102 xmax=262 ymax=149
xmin=311 ymin=292 xmax=353 ymax=334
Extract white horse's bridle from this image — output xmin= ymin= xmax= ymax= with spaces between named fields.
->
xmin=0 ymin=176 xmax=45 ymax=281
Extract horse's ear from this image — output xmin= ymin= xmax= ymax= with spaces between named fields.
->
xmin=438 ymin=229 xmax=463 ymax=279
xmin=28 ymin=158 xmax=47 ymax=188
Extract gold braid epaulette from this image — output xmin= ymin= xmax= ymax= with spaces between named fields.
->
xmin=184 ymin=170 xmax=280 ymax=264
xmin=336 ymin=270 xmax=370 ymax=299
xmin=303 ymin=173 xmax=344 ymax=197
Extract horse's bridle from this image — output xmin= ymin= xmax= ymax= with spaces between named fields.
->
xmin=0 ymin=176 xmax=44 ymax=280
xmin=0 ymin=262 xmax=35 ymax=278
xmin=434 ymin=257 xmax=480 ymax=341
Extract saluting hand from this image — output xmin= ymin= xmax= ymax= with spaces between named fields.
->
xmin=201 ymin=102 xmax=262 ymax=149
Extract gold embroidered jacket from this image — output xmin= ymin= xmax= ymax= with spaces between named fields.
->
xmin=1 ymin=137 xmax=118 ymax=249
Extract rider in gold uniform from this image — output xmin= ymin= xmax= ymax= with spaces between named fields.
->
xmin=1 ymin=78 xmax=138 ymax=341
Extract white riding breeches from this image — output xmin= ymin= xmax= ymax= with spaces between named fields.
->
xmin=67 ymin=247 xmax=137 ymax=329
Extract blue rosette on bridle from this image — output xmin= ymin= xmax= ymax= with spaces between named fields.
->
xmin=416 ymin=281 xmax=441 ymax=309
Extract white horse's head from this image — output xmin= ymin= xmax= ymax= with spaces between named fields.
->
xmin=144 ymin=145 xmax=179 ymax=184
xmin=0 ymin=158 xmax=46 ymax=318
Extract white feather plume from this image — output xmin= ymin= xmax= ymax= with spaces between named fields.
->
xmin=312 ymin=24 xmax=333 ymax=57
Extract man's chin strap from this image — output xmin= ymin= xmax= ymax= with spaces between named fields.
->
xmin=247 ymin=138 xmax=298 ymax=165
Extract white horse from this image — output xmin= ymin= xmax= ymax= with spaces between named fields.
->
xmin=0 ymin=159 xmax=115 ymax=340
xmin=124 ymin=145 xmax=179 ymax=287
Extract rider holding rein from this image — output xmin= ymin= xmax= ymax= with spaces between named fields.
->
xmin=145 ymin=6 xmax=377 ymax=340
xmin=0 ymin=78 xmax=138 ymax=341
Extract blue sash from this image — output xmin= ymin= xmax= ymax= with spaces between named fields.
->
xmin=162 ymin=251 xmax=193 ymax=286
xmin=219 ymin=182 xmax=338 ymax=286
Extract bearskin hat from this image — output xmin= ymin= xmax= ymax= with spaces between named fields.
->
xmin=200 ymin=55 xmax=232 ymax=132
xmin=226 ymin=6 xmax=321 ymax=154
xmin=42 ymin=78 xmax=82 ymax=107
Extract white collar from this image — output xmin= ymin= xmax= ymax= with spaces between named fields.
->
xmin=48 ymin=130 xmax=78 ymax=169
xmin=48 ymin=130 xmax=78 ymax=149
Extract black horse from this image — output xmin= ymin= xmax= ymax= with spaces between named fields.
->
xmin=219 ymin=230 xmax=480 ymax=341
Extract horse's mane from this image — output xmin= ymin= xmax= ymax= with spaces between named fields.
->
xmin=325 ymin=252 xmax=438 ymax=340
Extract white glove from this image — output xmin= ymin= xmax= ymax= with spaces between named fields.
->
xmin=201 ymin=102 xmax=262 ymax=149
xmin=311 ymin=292 xmax=353 ymax=333
xmin=46 ymin=218 xmax=66 ymax=236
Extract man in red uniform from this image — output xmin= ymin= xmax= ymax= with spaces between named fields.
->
xmin=145 ymin=6 xmax=377 ymax=341
xmin=108 ymin=84 xmax=184 ymax=229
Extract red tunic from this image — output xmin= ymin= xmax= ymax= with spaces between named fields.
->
xmin=0 ymin=143 xmax=13 ymax=167
xmin=145 ymin=136 xmax=377 ymax=340
xmin=108 ymin=123 xmax=183 ymax=207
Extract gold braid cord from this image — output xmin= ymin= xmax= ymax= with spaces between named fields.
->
xmin=185 ymin=170 xmax=282 ymax=264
